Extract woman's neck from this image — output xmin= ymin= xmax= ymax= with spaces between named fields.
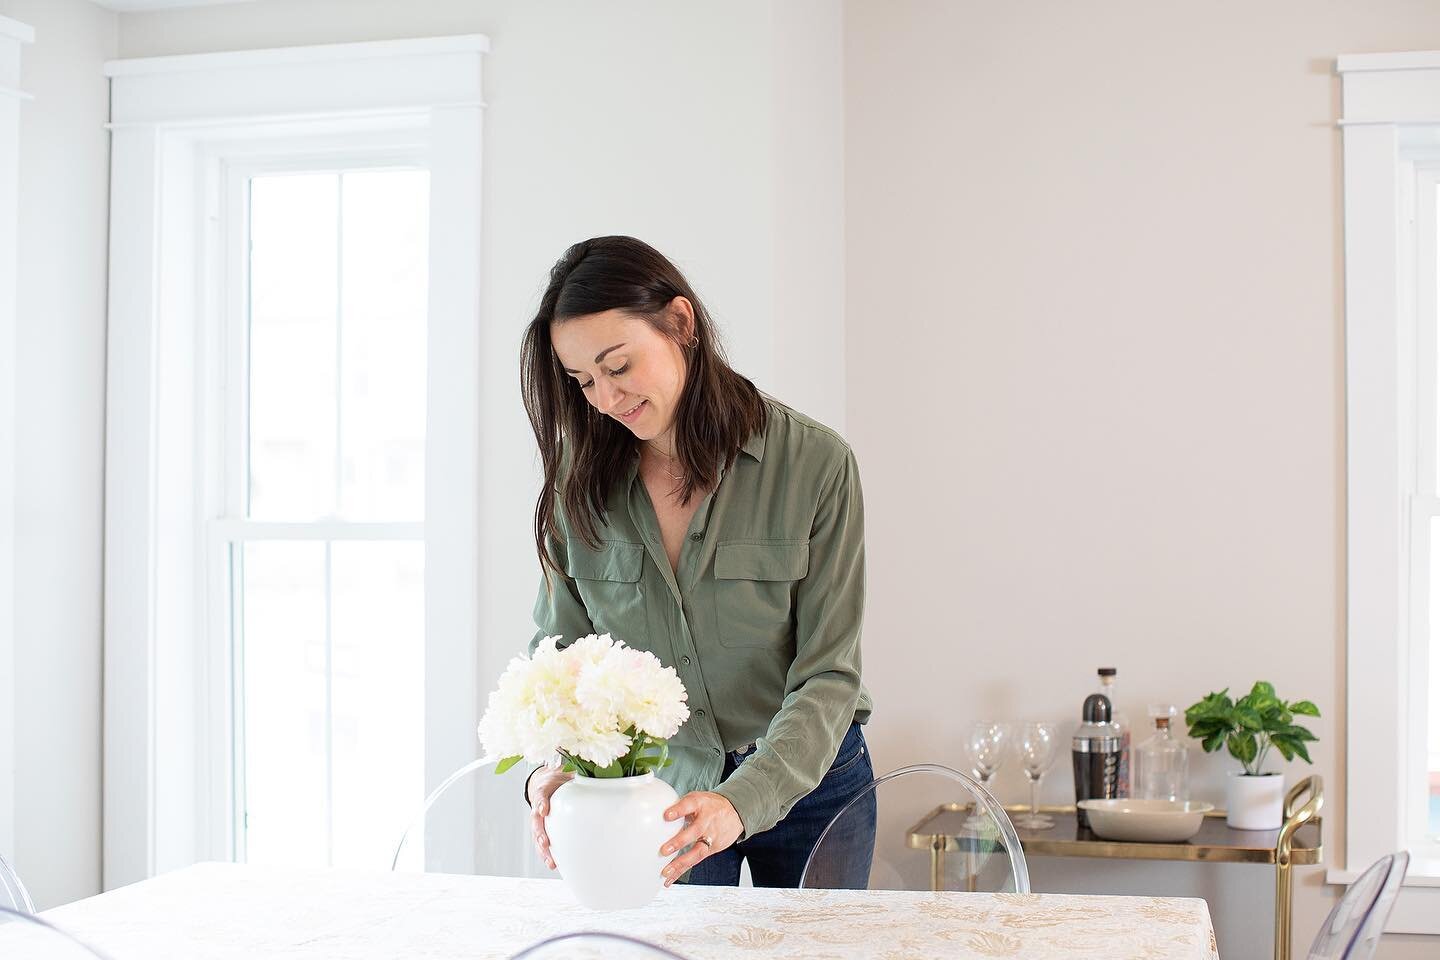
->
xmin=644 ymin=431 xmax=679 ymax=462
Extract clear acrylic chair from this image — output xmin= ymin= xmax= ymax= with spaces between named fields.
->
xmin=0 ymin=852 xmax=35 ymax=913
xmin=509 ymin=931 xmax=693 ymax=959
xmin=800 ymin=762 xmax=1030 ymax=893
xmin=1306 ymin=851 xmax=1409 ymax=960
xmin=0 ymin=906 xmax=113 ymax=958
xmin=390 ymin=755 xmax=533 ymax=875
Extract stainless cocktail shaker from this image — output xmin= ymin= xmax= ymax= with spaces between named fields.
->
xmin=1072 ymin=693 xmax=1121 ymax=829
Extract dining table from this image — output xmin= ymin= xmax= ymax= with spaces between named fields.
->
xmin=28 ymin=862 xmax=1221 ymax=959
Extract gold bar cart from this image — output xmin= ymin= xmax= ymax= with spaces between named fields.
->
xmin=907 ymin=776 xmax=1323 ymax=960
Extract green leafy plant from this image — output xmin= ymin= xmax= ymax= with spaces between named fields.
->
xmin=1184 ymin=681 xmax=1320 ymax=776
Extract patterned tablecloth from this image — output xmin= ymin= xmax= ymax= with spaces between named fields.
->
xmin=37 ymin=862 xmax=1220 ymax=960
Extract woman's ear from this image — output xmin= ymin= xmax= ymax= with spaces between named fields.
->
xmin=668 ymin=296 xmax=696 ymax=342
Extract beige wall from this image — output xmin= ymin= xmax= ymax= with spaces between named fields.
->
xmin=844 ymin=1 xmax=1440 ymax=956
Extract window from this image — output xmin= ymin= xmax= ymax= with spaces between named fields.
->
xmin=226 ymin=167 xmax=429 ymax=867
xmin=103 ymin=36 xmax=491 ymax=888
xmin=1340 ymin=50 xmax=1440 ymax=933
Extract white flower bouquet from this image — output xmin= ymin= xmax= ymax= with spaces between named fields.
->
xmin=477 ymin=633 xmax=690 ymax=778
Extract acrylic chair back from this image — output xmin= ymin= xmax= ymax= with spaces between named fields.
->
xmin=0 ymin=906 xmax=114 ymax=958
xmin=800 ymin=762 xmax=1030 ymax=893
xmin=509 ymin=931 xmax=694 ymax=959
xmin=0 ymin=852 xmax=34 ymax=913
xmin=1306 ymin=851 xmax=1409 ymax=960
xmin=390 ymin=755 xmax=533 ymax=876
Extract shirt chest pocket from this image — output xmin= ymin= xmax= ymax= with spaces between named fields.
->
xmin=713 ymin=540 xmax=809 ymax=648
xmin=566 ymin=540 xmax=646 ymax=641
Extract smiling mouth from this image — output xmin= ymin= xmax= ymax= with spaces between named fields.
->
xmin=618 ymin=400 xmax=645 ymax=418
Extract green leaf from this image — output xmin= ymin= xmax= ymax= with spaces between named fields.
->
xmin=660 ymin=757 xmax=674 ymax=768
xmin=1234 ymin=707 xmax=1263 ymax=731
xmin=1289 ymin=700 xmax=1321 ymax=717
xmin=594 ymin=760 xmax=625 ymax=779
xmin=1271 ymin=737 xmax=1296 ymax=761
xmin=494 ymin=755 xmax=523 ymax=775
xmin=1227 ymin=732 xmax=1258 ymax=766
xmin=1290 ymin=739 xmax=1313 ymax=764
xmin=1279 ymin=724 xmax=1318 ymax=742
xmin=561 ymin=761 xmax=578 ymax=774
xmin=1201 ymin=731 xmax=1226 ymax=753
xmin=1250 ymin=681 xmax=1276 ymax=700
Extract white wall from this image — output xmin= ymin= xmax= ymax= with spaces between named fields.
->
xmin=0 ymin=0 xmax=115 ymax=911
xmin=844 ymin=1 xmax=1440 ymax=957
xmin=114 ymin=0 xmax=845 ymax=884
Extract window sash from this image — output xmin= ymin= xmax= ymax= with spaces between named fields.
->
xmin=1408 ymin=169 xmax=1440 ymax=860
xmin=102 ymin=35 xmax=490 ymax=892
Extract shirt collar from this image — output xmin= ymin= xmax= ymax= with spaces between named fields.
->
xmin=740 ymin=427 xmax=766 ymax=463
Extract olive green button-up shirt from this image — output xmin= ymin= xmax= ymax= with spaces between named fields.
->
xmin=529 ymin=397 xmax=872 ymax=838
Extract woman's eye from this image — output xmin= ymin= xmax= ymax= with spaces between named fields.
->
xmin=608 ymin=363 xmax=630 ymax=377
xmin=579 ymin=379 xmax=594 ymax=390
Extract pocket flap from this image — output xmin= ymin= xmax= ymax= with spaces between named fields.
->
xmin=715 ymin=541 xmax=809 ymax=581
xmin=566 ymin=540 xmax=644 ymax=582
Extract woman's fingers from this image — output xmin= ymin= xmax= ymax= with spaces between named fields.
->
xmin=529 ymin=769 xmax=572 ymax=871
xmin=530 ymin=808 xmax=555 ymax=870
xmin=661 ymin=843 xmax=709 ymax=886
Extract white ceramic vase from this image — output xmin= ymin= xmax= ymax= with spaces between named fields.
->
xmin=1226 ymin=771 xmax=1284 ymax=830
xmin=545 ymin=772 xmax=679 ymax=910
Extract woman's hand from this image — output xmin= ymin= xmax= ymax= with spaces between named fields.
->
xmin=527 ymin=767 xmax=575 ymax=870
xmin=658 ymin=791 xmax=744 ymax=886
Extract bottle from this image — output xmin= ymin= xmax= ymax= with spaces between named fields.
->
xmin=1096 ymin=668 xmax=1131 ymax=797
xmin=1135 ymin=704 xmax=1189 ymax=802
xmin=1072 ymin=693 xmax=1121 ymax=829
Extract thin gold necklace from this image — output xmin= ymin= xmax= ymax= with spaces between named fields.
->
xmin=645 ymin=440 xmax=685 ymax=482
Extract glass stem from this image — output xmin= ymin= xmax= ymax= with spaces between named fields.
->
xmin=1029 ymin=775 xmax=1041 ymax=818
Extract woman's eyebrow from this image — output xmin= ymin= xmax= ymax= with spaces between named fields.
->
xmin=562 ymin=343 xmax=626 ymax=374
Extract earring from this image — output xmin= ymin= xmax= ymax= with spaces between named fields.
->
xmin=688 ymin=335 xmax=699 ymax=349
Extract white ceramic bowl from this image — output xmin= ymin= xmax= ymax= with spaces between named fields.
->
xmin=1077 ymin=799 xmax=1215 ymax=842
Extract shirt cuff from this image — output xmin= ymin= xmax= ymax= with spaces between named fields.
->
xmin=713 ymin=769 xmax=777 ymax=840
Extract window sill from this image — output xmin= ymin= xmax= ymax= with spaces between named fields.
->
xmin=1326 ymin=865 xmax=1440 ymax=935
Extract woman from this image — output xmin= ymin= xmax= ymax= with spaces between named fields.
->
xmin=519 ymin=236 xmax=874 ymax=888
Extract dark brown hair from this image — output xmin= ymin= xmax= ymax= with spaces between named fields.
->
xmin=521 ymin=236 xmax=766 ymax=579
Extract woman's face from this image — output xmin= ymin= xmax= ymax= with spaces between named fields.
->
xmin=551 ymin=306 xmax=690 ymax=442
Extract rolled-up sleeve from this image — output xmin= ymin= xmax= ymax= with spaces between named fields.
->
xmin=712 ymin=447 xmax=866 ymax=837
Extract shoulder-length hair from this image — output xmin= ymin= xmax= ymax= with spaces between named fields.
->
xmin=520 ymin=236 xmax=766 ymax=579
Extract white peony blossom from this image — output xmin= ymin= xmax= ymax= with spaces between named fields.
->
xmin=477 ymin=634 xmax=690 ymax=773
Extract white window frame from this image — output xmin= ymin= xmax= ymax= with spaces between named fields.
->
xmin=1338 ymin=49 xmax=1440 ymax=934
xmin=0 ymin=13 xmax=34 ymax=863
xmin=102 ymin=35 xmax=490 ymax=889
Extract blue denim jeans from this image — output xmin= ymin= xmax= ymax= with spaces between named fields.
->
xmin=685 ymin=721 xmax=876 ymax=888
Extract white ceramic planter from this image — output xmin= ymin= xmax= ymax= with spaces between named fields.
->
xmin=545 ymin=772 xmax=679 ymax=910
xmin=1226 ymin=772 xmax=1285 ymax=830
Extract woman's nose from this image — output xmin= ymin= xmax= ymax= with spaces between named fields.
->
xmin=592 ymin=377 xmax=623 ymax=412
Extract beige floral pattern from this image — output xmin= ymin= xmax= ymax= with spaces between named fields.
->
xmin=36 ymin=863 xmax=1220 ymax=960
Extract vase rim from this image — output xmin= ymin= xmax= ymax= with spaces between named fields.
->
xmin=569 ymin=771 xmax=656 ymax=785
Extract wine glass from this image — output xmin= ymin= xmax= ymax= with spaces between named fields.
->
xmin=965 ymin=722 xmax=1009 ymax=786
xmin=1016 ymin=722 xmax=1060 ymax=830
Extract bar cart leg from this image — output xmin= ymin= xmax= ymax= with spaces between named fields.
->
xmin=1274 ymin=851 xmax=1292 ymax=960
xmin=930 ymin=837 xmax=945 ymax=892
xmin=1273 ymin=776 xmax=1323 ymax=960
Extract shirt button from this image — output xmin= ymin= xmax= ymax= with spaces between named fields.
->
xmin=696 ymin=709 xmax=706 ymax=718
xmin=713 ymin=747 xmax=723 ymax=757
xmin=681 ymin=655 xmax=691 ymax=665
xmin=690 ymin=532 xmax=703 ymax=542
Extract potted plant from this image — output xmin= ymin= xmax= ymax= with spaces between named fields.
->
xmin=477 ymin=633 xmax=690 ymax=909
xmin=1184 ymin=681 xmax=1319 ymax=830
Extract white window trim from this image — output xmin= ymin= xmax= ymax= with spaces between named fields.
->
xmin=102 ymin=34 xmax=489 ymax=890
xmin=0 ymin=13 xmax=34 ymax=863
xmin=1338 ymin=49 xmax=1440 ymax=934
